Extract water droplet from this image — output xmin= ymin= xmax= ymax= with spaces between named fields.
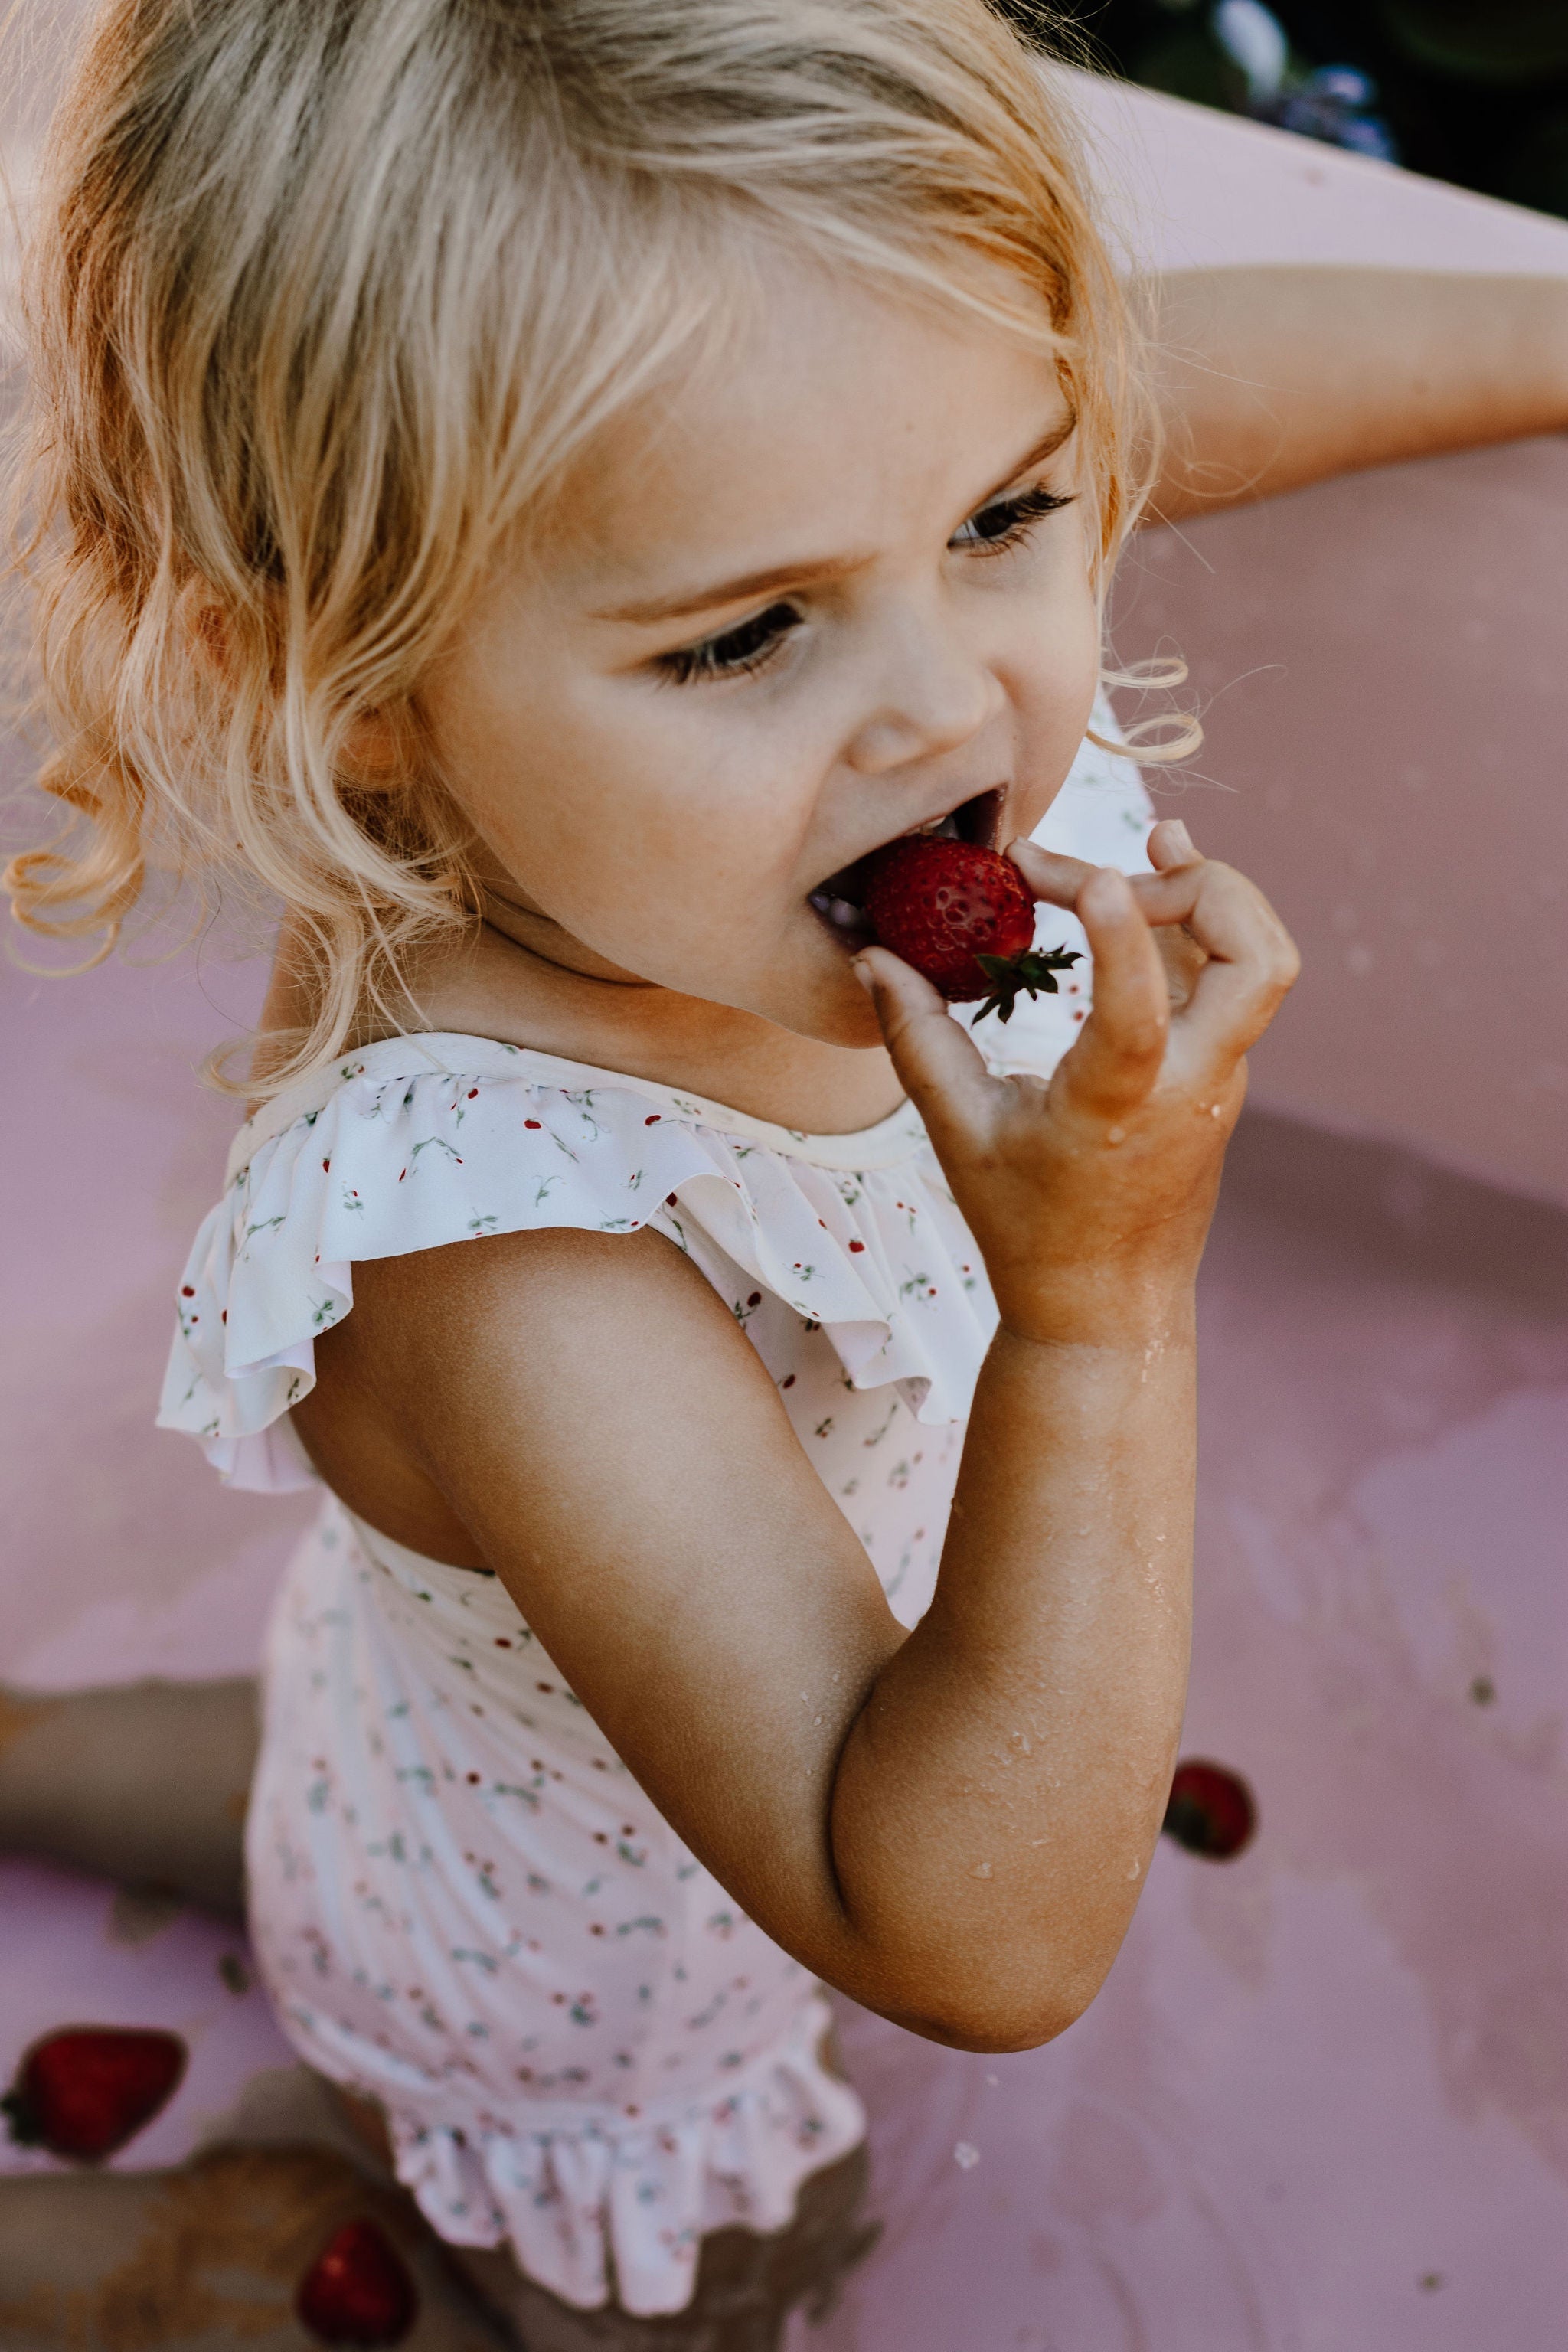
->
xmin=954 ymin=2141 xmax=981 ymax=2170
xmin=972 ymin=1861 xmax=993 ymax=1880
xmin=985 ymin=2073 xmax=998 ymax=2087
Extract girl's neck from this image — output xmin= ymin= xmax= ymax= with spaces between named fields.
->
xmin=257 ymin=909 xmax=906 ymax=1135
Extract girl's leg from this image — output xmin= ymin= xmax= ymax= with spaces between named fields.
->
xmin=0 ymin=1677 xmax=259 ymax=1917
xmin=446 ymin=2143 xmax=878 ymax=2352
xmin=0 ymin=2139 xmax=510 ymax=2350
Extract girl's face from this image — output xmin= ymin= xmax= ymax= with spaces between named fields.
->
xmin=419 ymin=253 xmax=1102 ymax=1050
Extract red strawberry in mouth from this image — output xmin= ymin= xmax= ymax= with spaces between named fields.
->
xmin=1161 ymin=1760 xmax=1257 ymax=1860
xmin=809 ymin=792 xmax=1080 ymax=1018
xmin=808 ymin=789 xmax=1005 ymax=962
xmin=296 ymin=2218 xmax=419 ymax=2346
xmin=860 ymin=835 xmax=1080 ymax=1020
xmin=2 ymin=2026 xmax=187 ymax=2161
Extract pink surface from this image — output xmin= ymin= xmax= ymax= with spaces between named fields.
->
xmin=1116 ymin=447 xmax=1568 ymax=1208
xmin=1070 ymin=70 xmax=1568 ymax=1207
xmin=4 ymin=47 xmax=1568 ymax=2352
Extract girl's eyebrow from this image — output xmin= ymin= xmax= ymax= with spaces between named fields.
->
xmin=596 ymin=548 xmax=866 ymax=629
xmin=592 ymin=407 xmax=1077 ymax=629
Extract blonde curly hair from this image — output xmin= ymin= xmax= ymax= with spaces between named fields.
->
xmin=5 ymin=0 xmax=1161 ymax=1095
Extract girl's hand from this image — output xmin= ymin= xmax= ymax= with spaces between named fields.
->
xmin=853 ymin=819 xmax=1299 ymax=1347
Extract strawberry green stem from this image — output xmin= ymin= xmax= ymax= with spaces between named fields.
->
xmin=972 ymin=946 xmax=1081 ymax=1024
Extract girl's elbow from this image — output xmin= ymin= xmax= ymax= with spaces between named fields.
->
xmin=894 ymin=1967 xmax=1106 ymax=2056
xmin=838 ymin=1893 xmax=1129 ymax=2052
xmin=896 ymin=1997 xmax=1082 ymax=2056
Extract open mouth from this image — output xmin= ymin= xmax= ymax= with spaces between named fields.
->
xmin=808 ymin=787 xmax=1005 ymax=952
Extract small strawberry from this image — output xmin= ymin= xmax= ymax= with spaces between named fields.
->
xmin=2 ymin=2026 xmax=186 ymax=2161
xmin=861 ymin=835 xmax=1080 ymax=1019
xmin=1161 ymin=1761 xmax=1256 ymax=1860
xmin=296 ymin=2219 xmax=419 ymax=2347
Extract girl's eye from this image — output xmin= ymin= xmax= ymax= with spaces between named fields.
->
xmin=652 ymin=487 xmax=1069 ymax=685
xmin=951 ymin=484 xmax=1073 ymax=557
xmin=656 ymin=600 xmax=802 ymax=686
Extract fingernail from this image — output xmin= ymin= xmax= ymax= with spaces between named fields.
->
xmin=1169 ymin=820 xmax=1196 ymax=854
xmin=851 ymin=959 xmax=875 ymax=992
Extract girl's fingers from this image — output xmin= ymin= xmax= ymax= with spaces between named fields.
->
xmin=1010 ymin=839 xmax=1178 ymax=1114
xmin=1008 ymin=821 xmax=1195 ymax=900
xmin=1006 ymin=838 xmax=1097 ymax=907
xmin=998 ymin=828 xmax=1293 ymax=1102
xmin=1143 ymin=819 xmax=1209 ymax=1011
xmin=1050 ymin=867 xmax=1169 ymax=1118
xmin=1125 ymin=858 xmax=1299 ymax=1063
xmin=1012 ymin=821 xmax=1294 ymax=1089
xmin=851 ymin=946 xmax=998 ymax=1143
xmin=1008 ymin=825 xmax=1204 ymax=910
xmin=1146 ymin=816 xmax=1198 ymax=871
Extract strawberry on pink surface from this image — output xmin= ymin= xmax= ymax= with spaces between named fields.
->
xmin=2 ymin=2025 xmax=187 ymax=2162
xmin=1161 ymin=1760 xmax=1257 ymax=1860
xmin=861 ymin=835 xmax=1080 ymax=1018
xmin=296 ymin=2219 xmax=420 ymax=2346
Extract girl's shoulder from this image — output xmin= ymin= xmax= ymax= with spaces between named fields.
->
xmin=158 ymin=1033 xmax=986 ymax=1494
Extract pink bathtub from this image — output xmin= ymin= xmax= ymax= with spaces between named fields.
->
xmin=4 ymin=70 xmax=1566 ymax=2350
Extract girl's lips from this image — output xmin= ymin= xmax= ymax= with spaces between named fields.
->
xmin=807 ymin=787 xmax=1004 ymax=952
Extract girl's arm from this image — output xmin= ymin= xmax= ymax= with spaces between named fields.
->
xmin=297 ymin=822 xmax=1295 ymax=2053
xmin=1142 ymin=266 xmax=1568 ymax=521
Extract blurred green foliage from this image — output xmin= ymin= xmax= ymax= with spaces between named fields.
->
xmin=1007 ymin=2 xmax=1568 ymax=219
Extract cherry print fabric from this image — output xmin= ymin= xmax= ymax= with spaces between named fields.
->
xmin=247 ymin=1499 xmax=868 ymax=2314
xmin=158 ymin=718 xmax=1153 ymax=2314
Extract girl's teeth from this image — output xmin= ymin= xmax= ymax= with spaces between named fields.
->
xmin=808 ymin=891 xmax=868 ymax=939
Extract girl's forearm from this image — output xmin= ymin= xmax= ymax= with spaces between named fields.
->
xmin=828 ymin=1308 xmax=1195 ymax=2050
xmin=1140 ymin=266 xmax=1568 ymax=523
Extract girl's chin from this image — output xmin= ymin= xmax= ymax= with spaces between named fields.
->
xmin=781 ymin=974 xmax=890 ymax=1054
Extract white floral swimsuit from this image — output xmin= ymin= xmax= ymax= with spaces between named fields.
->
xmin=159 ymin=720 xmax=1153 ymax=2317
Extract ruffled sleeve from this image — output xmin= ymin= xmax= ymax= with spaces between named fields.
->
xmin=158 ymin=1044 xmax=999 ymax=1493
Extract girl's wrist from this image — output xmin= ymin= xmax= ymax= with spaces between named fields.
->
xmin=992 ymin=1277 xmax=1197 ymax=1357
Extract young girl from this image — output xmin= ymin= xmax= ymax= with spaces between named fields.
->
xmin=21 ymin=0 xmax=1555 ymax=2341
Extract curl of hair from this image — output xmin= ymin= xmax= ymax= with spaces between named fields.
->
xmin=1093 ymin=656 xmax=1202 ymax=763
xmin=5 ymin=0 xmax=1171 ymax=1095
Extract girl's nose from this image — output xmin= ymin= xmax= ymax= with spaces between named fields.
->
xmin=841 ymin=612 xmax=1001 ymax=777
